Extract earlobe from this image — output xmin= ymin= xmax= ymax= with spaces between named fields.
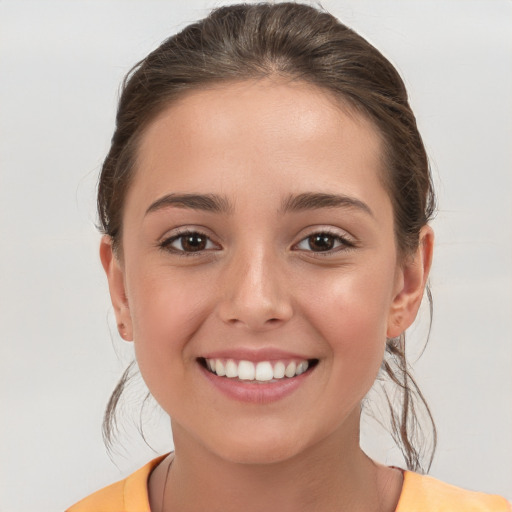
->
xmin=387 ymin=226 xmax=434 ymax=338
xmin=99 ymin=235 xmax=134 ymax=341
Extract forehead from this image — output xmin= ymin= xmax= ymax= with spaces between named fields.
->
xmin=129 ymin=78 xmax=388 ymax=216
xmin=139 ymin=78 xmax=382 ymax=157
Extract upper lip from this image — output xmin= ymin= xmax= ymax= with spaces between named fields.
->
xmin=199 ymin=348 xmax=316 ymax=362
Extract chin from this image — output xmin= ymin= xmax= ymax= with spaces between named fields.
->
xmin=207 ymin=430 xmax=307 ymax=466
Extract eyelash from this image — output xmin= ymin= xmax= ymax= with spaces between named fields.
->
xmin=158 ymin=230 xmax=218 ymax=257
xmin=294 ymin=230 xmax=356 ymax=255
xmin=158 ymin=229 xmax=355 ymax=257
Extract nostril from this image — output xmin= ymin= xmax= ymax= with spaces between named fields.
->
xmin=216 ymin=292 xmax=293 ymax=330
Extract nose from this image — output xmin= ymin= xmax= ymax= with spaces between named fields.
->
xmin=216 ymin=245 xmax=293 ymax=331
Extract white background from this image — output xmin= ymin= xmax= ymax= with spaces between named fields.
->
xmin=1 ymin=1 xmax=511 ymax=510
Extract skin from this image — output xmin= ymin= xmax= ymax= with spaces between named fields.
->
xmin=101 ymin=78 xmax=433 ymax=512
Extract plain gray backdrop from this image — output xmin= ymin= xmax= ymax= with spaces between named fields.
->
xmin=1 ymin=1 xmax=511 ymax=510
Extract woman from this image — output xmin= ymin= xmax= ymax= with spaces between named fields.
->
xmin=67 ymin=3 xmax=510 ymax=511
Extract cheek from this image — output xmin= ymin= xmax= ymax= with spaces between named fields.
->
xmin=127 ymin=271 xmax=213 ymax=391
xmin=303 ymin=264 xmax=395 ymax=383
xmin=129 ymin=269 xmax=208 ymax=336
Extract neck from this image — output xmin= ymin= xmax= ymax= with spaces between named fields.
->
xmin=152 ymin=411 xmax=403 ymax=512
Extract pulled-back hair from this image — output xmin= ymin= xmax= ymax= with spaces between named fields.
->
xmin=99 ymin=2 xmax=436 ymax=472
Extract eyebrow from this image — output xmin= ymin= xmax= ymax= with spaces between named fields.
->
xmin=280 ymin=192 xmax=374 ymax=217
xmin=145 ymin=191 xmax=373 ymax=217
xmin=145 ymin=193 xmax=234 ymax=216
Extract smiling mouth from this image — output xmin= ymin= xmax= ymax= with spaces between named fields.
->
xmin=198 ymin=357 xmax=319 ymax=382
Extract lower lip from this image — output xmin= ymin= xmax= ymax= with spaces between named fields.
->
xmin=199 ymin=363 xmax=314 ymax=404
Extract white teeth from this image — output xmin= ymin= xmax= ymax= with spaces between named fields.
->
xmin=204 ymin=358 xmax=312 ymax=381
xmin=225 ymin=360 xmax=238 ymax=378
xmin=216 ymin=360 xmax=226 ymax=377
xmin=273 ymin=361 xmax=285 ymax=379
xmin=238 ymin=360 xmax=255 ymax=380
xmin=296 ymin=361 xmax=308 ymax=375
xmin=255 ymin=361 xmax=273 ymax=381
xmin=284 ymin=361 xmax=297 ymax=378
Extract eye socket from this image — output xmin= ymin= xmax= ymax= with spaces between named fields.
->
xmin=160 ymin=231 xmax=220 ymax=255
xmin=295 ymin=231 xmax=354 ymax=253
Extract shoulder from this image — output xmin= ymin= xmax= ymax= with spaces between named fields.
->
xmin=65 ymin=478 xmax=127 ymax=512
xmin=65 ymin=455 xmax=167 ymax=512
xmin=396 ymin=471 xmax=511 ymax=512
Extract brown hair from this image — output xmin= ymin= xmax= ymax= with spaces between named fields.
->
xmin=99 ymin=2 xmax=436 ymax=472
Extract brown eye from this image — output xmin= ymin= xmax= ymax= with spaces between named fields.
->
xmin=307 ymin=234 xmax=335 ymax=252
xmin=161 ymin=231 xmax=218 ymax=254
xmin=180 ymin=233 xmax=207 ymax=252
xmin=295 ymin=231 xmax=354 ymax=253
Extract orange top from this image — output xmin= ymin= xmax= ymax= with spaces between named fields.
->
xmin=395 ymin=471 xmax=510 ymax=512
xmin=67 ymin=455 xmax=511 ymax=512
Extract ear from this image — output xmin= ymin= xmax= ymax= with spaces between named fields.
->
xmin=99 ymin=235 xmax=133 ymax=341
xmin=387 ymin=225 xmax=434 ymax=338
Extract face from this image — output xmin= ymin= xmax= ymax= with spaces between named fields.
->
xmin=102 ymin=79 xmax=431 ymax=465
